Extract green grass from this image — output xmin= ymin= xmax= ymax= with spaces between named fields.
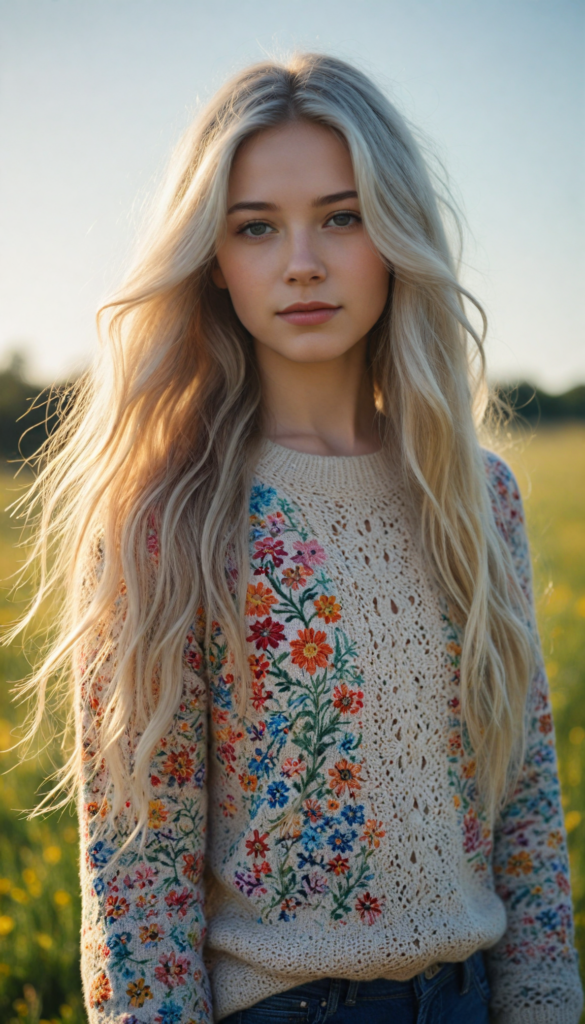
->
xmin=0 ymin=424 xmax=583 ymax=1022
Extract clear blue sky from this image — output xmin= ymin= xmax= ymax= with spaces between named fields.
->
xmin=0 ymin=0 xmax=583 ymax=390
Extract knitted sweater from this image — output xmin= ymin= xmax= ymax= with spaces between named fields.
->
xmin=78 ymin=439 xmax=583 ymax=1024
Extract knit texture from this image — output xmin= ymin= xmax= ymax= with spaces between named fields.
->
xmin=78 ymin=441 xmax=583 ymax=1024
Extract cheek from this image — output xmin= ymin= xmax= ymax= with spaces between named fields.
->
xmin=351 ymin=243 xmax=390 ymax=304
xmin=218 ymin=251 xmax=271 ymax=326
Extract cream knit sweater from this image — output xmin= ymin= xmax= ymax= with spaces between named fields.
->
xmin=78 ymin=440 xmax=583 ymax=1024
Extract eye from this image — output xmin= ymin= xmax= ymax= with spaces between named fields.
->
xmin=325 ymin=211 xmax=361 ymax=228
xmin=238 ymin=221 xmax=276 ymax=238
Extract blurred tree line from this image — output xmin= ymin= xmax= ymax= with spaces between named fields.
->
xmin=0 ymin=352 xmax=584 ymax=467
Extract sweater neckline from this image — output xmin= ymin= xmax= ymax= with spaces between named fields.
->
xmin=254 ymin=436 xmax=398 ymax=496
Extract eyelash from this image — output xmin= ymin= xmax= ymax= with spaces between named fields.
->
xmin=237 ymin=211 xmax=362 ymax=237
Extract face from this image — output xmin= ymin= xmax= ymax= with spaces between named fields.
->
xmin=212 ymin=120 xmax=390 ymax=365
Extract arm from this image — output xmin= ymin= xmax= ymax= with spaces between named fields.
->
xmin=483 ymin=452 xmax=583 ymax=1024
xmin=76 ymin=539 xmax=212 ymax=1024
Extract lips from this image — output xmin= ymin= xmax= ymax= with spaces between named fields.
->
xmin=277 ymin=301 xmax=341 ymax=326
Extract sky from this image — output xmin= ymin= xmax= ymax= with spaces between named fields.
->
xmin=0 ymin=0 xmax=583 ymax=391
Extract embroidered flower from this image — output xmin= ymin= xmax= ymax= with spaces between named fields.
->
xmin=342 ymin=803 xmax=365 ymax=827
xmin=164 ymin=888 xmax=194 ymax=917
xmin=281 ymin=756 xmax=307 ymax=778
xmin=332 ymin=683 xmax=364 ymax=715
xmin=314 ymin=595 xmax=342 ymax=623
xmin=154 ymin=950 xmax=191 ymax=988
xmin=104 ymin=895 xmax=130 ymax=922
xmin=248 ymin=653 xmax=269 ymax=681
xmin=328 ymin=759 xmax=363 ymax=798
xmin=267 ymin=780 xmax=290 ymax=808
xmin=247 ymin=617 xmax=286 ymax=651
xmin=182 ymin=852 xmax=204 ymax=884
xmin=506 ymin=851 xmax=534 ymax=876
xmin=355 ymin=891 xmax=384 ymax=925
xmin=282 ymin=565 xmax=314 ymax=590
xmin=238 ymin=771 xmax=258 ymax=791
xmin=266 ymin=511 xmax=286 ymax=535
xmin=246 ymin=582 xmax=278 ymax=617
xmin=126 ymin=978 xmax=153 ymax=1007
xmin=291 ymin=539 xmax=327 ymax=567
xmin=161 ymin=748 xmax=195 ymax=786
xmin=246 ymin=830 xmax=270 ymax=859
xmin=251 ymin=678 xmax=273 ymax=711
xmin=327 ymin=854 xmax=350 ymax=875
xmin=249 ymin=483 xmax=277 ymax=515
xmin=327 ymin=827 xmax=357 ymax=853
xmin=139 ymin=923 xmax=165 ymax=946
xmin=290 ymin=628 xmax=333 ymax=675
xmin=360 ymin=819 xmax=386 ymax=849
xmin=301 ymin=871 xmax=328 ymax=896
xmin=90 ymin=971 xmax=112 ymax=1006
xmin=253 ymin=538 xmax=287 ymax=566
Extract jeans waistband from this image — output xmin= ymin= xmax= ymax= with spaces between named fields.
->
xmin=288 ymin=949 xmax=484 ymax=1007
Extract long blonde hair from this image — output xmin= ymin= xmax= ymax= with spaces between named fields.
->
xmin=4 ymin=52 xmax=533 ymax=842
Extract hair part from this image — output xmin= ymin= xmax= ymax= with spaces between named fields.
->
xmin=4 ymin=52 xmax=533 ymax=854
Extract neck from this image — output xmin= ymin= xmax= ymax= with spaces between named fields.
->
xmin=254 ymin=335 xmax=381 ymax=456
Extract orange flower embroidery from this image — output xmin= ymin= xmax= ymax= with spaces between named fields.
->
xmin=248 ymin=653 xmax=269 ymax=681
xmin=328 ymin=759 xmax=363 ymax=798
xmin=127 ymin=978 xmax=153 ymax=1007
xmin=360 ymin=819 xmax=386 ymax=849
xmin=290 ymin=628 xmax=333 ymax=675
xmin=314 ymin=595 xmax=342 ymax=624
xmin=506 ymin=851 xmax=533 ymax=876
xmin=139 ymin=923 xmax=165 ymax=944
xmin=148 ymin=799 xmax=169 ymax=829
xmin=90 ymin=971 xmax=112 ymax=1007
xmin=282 ymin=565 xmax=314 ymax=590
xmin=238 ymin=772 xmax=258 ymax=792
xmin=246 ymin=582 xmax=278 ymax=617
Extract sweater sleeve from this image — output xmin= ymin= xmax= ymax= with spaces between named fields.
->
xmin=483 ymin=452 xmax=583 ymax=1024
xmin=76 ymin=538 xmax=212 ymax=1024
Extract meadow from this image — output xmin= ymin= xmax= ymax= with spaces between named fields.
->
xmin=0 ymin=424 xmax=583 ymax=1023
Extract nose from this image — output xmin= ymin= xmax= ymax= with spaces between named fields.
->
xmin=282 ymin=228 xmax=327 ymax=286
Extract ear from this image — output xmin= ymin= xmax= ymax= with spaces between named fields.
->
xmin=211 ymin=260 xmax=228 ymax=289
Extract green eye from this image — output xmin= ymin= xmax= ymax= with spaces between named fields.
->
xmin=241 ymin=222 xmax=273 ymax=237
xmin=328 ymin=212 xmax=360 ymax=228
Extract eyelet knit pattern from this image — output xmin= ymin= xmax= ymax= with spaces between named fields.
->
xmin=78 ymin=441 xmax=583 ymax=1024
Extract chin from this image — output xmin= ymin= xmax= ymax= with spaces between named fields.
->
xmin=266 ymin=339 xmax=358 ymax=364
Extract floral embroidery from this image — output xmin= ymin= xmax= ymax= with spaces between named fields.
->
xmin=209 ymin=484 xmax=386 ymax=926
xmin=79 ymin=527 xmax=211 ymax=1023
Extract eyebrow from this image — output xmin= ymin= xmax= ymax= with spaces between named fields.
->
xmin=226 ymin=190 xmax=358 ymax=215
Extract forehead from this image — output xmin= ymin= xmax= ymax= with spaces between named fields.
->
xmin=227 ymin=121 xmax=356 ymax=201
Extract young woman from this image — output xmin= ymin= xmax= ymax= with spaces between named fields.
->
xmin=9 ymin=54 xmax=582 ymax=1023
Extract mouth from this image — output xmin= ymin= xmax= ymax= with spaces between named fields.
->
xmin=276 ymin=301 xmax=341 ymax=327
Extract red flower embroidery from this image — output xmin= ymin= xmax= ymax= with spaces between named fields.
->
xmin=332 ymin=683 xmax=364 ymax=715
xmin=355 ymin=891 xmax=384 ymax=924
xmin=247 ymin=617 xmax=286 ymax=651
xmin=253 ymin=538 xmax=287 ymax=566
xmin=245 ymin=829 xmax=270 ymax=859
xmin=161 ymin=747 xmax=195 ymax=785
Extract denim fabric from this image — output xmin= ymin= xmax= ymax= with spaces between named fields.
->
xmin=220 ymin=950 xmax=491 ymax=1024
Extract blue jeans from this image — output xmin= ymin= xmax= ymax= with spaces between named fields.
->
xmin=221 ymin=950 xmax=491 ymax=1024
